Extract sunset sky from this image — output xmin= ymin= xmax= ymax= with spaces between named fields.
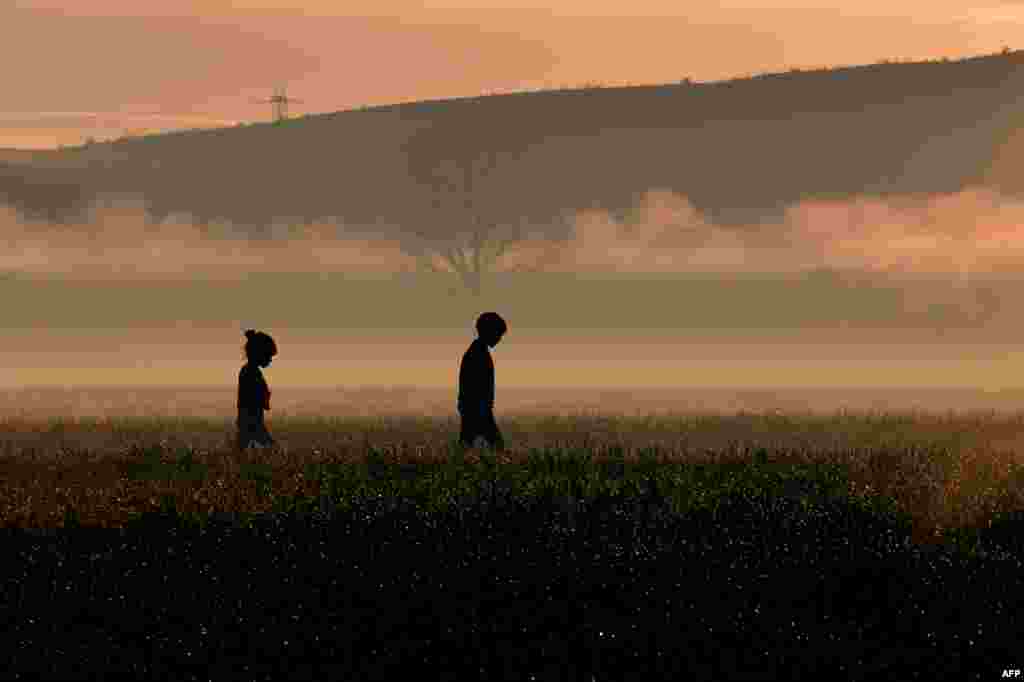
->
xmin=3 ymin=1 xmax=1022 ymax=149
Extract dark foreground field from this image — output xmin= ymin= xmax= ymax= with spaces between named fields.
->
xmin=3 ymin=486 xmax=1022 ymax=681
xmin=2 ymin=405 xmax=1023 ymax=680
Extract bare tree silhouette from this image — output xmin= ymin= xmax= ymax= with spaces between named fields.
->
xmin=400 ymin=112 xmax=569 ymax=299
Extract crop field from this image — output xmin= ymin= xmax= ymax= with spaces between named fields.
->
xmin=0 ymin=410 xmax=1022 ymax=547
xmin=2 ymin=387 xmax=1023 ymax=679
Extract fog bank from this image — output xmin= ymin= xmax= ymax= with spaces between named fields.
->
xmin=3 ymin=185 xmax=1024 ymax=280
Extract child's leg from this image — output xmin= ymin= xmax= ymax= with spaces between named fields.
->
xmin=237 ymin=411 xmax=272 ymax=450
xmin=459 ymin=412 xmax=477 ymax=447
xmin=460 ymin=430 xmax=480 ymax=448
xmin=253 ymin=415 xmax=274 ymax=446
xmin=236 ymin=416 xmax=250 ymax=452
xmin=482 ymin=411 xmax=504 ymax=451
xmin=461 ymin=408 xmax=502 ymax=449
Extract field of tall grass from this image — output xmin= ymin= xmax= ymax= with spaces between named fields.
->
xmin=3 ymin=409 xmax=1023 ymax=679
xmin=2 ymin=410 xmax=1023 ymax=553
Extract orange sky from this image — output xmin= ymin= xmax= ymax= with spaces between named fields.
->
xmin=4 ymin=2 xmax=1022 ymax=149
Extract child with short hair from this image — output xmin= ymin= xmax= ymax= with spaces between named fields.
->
xmin=458 ymin=312 xmax=507 ymax=451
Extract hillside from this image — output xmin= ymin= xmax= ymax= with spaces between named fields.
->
xmin=4 ymin=50 xmax=1024 ymax=243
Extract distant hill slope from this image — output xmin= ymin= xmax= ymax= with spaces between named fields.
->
xmin=5 ymin=50 xmax=1024 ymax=242
xmin=0 ymin=148 xmax=54 ymax=164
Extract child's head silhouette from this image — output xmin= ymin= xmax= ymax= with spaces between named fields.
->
xmin=475 ymin=312 xmax=507 ymax=348
xmin=243 ymin=329 xmax=277 ymax=368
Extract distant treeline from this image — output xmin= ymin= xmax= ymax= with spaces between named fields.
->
xmin=5 ymin=49 xmax=1024 ymax=242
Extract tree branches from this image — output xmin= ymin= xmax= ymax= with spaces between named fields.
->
xmin=397 ymin=112 xmax=560 ymax=297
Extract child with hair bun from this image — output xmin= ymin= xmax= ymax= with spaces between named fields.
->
xmin=237 ymin=329 xmax=277 ymax=451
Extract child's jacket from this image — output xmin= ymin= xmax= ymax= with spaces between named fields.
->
xmin=458 ymin=338 xmax=495 ymax=416
xmin=238 ymin=363 xmax=271 ymax=413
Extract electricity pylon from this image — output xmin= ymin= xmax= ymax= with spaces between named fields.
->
xmin=251 ymin=85 xmax=303 ymax=124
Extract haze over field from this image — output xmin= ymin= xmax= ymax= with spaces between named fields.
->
xmin=4 ymin=181 xmax=1024 ymax=396
xmin=4 ymin=185 xmax=1024 ymax=279
xmin=6 ymin=5 xmax=1024 ymax=404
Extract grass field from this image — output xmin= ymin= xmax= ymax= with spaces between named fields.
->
xmin=4 ymin=395 xmax=1024 ymax=679
xmin=2 ymin=405 xmax=1023 ymax=555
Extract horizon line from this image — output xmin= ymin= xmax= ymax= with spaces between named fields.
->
xmin=3 ymin=46 xmax=1019 ymax=153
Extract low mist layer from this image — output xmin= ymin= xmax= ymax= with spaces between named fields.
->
xmin=2 ymin=326 xmax=1022 ymax=392
xmin=5 ymin=183 xmax=1024 ymax=392
xmin=507 ymin=186 xmax=1024 ymax=278
xmin=3 ymin=385 xmax=1024 ymax=422
xmin=3 ymin=185 xmax=1024 ymax=280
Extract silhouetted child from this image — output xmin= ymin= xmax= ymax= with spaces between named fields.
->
xmin=458 ymin=312 xmax=507 ymax=451
xmin=237 ymin=329 xmax=277 ymax=451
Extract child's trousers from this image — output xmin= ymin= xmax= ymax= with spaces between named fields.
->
xmin=237 ymin=410 xmax=274 ymax=450
xmin=459 ymin=408 xmax=504 ymax=451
